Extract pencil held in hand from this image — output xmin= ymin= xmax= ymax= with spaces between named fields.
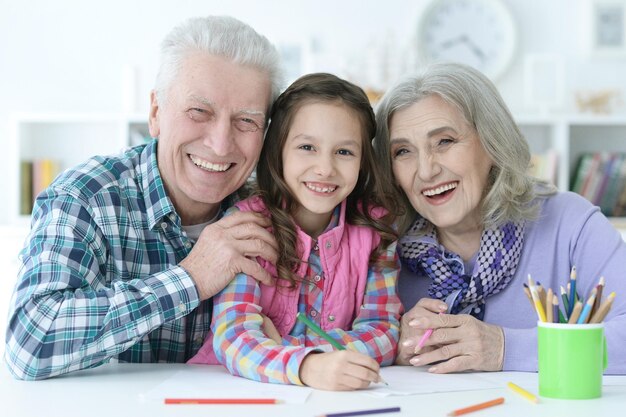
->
xmin=296 ymin=312 xmax=344 ymax=350
xmin=295 ymin=312 xmax=388 ymax=386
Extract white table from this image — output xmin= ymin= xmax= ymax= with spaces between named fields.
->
xmin=1 ymin=362 xmax=625 ymax=416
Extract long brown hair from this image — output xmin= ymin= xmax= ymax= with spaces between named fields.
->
xmin=255 ymin=73 xmax=400 ymax=287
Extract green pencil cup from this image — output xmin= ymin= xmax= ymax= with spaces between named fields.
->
xmin=537 ymin=322 xmax=607 ymax=399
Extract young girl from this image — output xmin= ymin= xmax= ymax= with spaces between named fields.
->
xmin=189 ymin=73 xmax=402 ymax=391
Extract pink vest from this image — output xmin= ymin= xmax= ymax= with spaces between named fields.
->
xmin=238 ymin=196 xmax=383 ymax=336
xmin=188 ymin=196 xmax=384 ymax=364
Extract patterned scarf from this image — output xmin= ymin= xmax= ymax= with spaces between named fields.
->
xmin=398 ymin=217 xmax=524 ymax=320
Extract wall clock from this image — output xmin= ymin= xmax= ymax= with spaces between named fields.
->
xmin=417 ymin=0 xmax=517 ymax=81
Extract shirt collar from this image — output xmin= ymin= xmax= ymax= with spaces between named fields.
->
xmin=139 ymin=140 xmax=176 ymax=230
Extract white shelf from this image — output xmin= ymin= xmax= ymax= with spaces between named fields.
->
xmin=11 ymin=113 xmax=149 ymax=223
xmin=517 ymin=114 xmax=626 ymax=192
xmin=11 ymin=112 xmax=626 ymax=236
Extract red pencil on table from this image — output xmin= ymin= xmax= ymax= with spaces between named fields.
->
xmin=164 ymin=398 xmax=280 ymax=404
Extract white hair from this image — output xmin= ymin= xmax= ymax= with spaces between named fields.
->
xmin=154 ymin=16 xmax=283 ymax=106
xmin=373 ymin=62 xmax=556 ymax=231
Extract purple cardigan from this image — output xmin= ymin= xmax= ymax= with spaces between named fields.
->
xmin=397 ymin=191 xmax=626 ymax=374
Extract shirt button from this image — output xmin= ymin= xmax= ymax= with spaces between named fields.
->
xmin=328 ymin=315 xmax=335 ymax=322
xmin=178 ymin=303 xmax=186 ymax=313
xmin=314 ymin=275 xmax=321 ymax=282
xmin=310 ymin=309 xmax=318 ymax=318
xmin=161 ymin=222 xmax=168 ymax=230
xmin=325 ymin=242 xmax=332 ymax=249
xmin=313 ymin=243 xmax=319 ymax=251
xmin=169 ymin=214 xmax=176 ymax=222
xmin=184 ymin=241 xmax=192 ymax=249
xmin=194 ymin=337 xmax=204 ymax=347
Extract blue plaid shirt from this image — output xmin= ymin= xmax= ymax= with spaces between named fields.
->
xmin=5 ymin=140 xmax=236 ymax=380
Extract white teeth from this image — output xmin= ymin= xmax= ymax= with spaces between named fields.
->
xmin=422 ymin=182 xmax=457 ymax=197
xmin=305 ymin=183 xmax=337 ymax=193
xmin=189 ymin=155 xmax=231 ymax=172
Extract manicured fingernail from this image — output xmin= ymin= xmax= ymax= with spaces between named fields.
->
xmin=439 ymin=304 xmax=448 ymax=311
xmin=402 ymin=339 xmax=415 ymax=347
xmin=409 ymin=357 xmax=420 ymax=365
xmin=408 ymin=319 xmax=422 ymax=326
xmin=428 ymin=366 xmax=437 ymax=373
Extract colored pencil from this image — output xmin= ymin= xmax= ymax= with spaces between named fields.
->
xmin=536 ymin=282 xmax=547 ymax=313
xmin=447 ymin=397 xmax=505 ymax=416
xmin=297 ymin=312 xmax=344 ymax=350
xmin=164 ymin=398 xmax=280 ymax=404
xmin=417 ymin=328 xmax=434 ymax=350
xmin=577 ymin=288 xmax=597 ymax=324
xmin=558 ymin=306 xmax=567 ymax=323
xmin=318 ymin=406 xmax=401 ymax=417
xmin=527 ymin=275 xmax=546 ymax=322
xmin=589 ymin=291 xmax=616 ymax=323
xmin=507 ymin=382 xmax=539 ymax=404
xmin=567 ymin=300 xmax=583 ymax=324
xmin=522 ymin=284 xmax=535 ymax=311
xmin=546 ymin=288 xmax=554 ymax=323
xmin=416 ymin=312 xmax=443 ymax=350
xmin=591 ymin=276 xmax=605 ymax=317
xmin=296 ymin=312 xmax=388 ymax=386
xmin=559 ymin=285 xmax=570 ymax=319
xmin=568 ymin=266 xmax=577 ymax=316
xmin=551 ymin=293 xmax=560 ymax=324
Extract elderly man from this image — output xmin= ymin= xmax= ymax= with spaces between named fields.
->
xmin=5 ymin=15 xmax=283 ymax=380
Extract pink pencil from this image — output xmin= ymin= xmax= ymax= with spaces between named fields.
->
xmin=416 ymin=312 xmax=443 ymax=349
xmin=417 ymin=328 xmax=434 ymax=349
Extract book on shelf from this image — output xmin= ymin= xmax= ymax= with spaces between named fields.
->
xmin=599 ymin=154 xmax=626 ymax=214
xmin=571 ymin=152 xmax=626 ymax=217
xmin=20 ymin=159 xmax=61 ymax=215
xmin=571 ymin=153 xmax=593 ymax=195
xmin=19 ymin=161 xmax=33 ymax=215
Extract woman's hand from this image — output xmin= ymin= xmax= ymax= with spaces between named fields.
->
xmin=398 ymin=298 xmax=505 ymax=373
xmin=300 ymin=351 xmax=382 ymax=390
xmin=396 ymin=298 xmax=447 ymax=365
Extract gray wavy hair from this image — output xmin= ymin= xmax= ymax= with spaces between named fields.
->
xmin=373 ymin=62 xmax=555 ymax=232
xmin=154 ymin=16 xmax=283 ymax=108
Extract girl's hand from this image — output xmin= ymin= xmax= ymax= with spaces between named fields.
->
xmin=299 ymin=351 xmax=382 ymax=390
xmin=396 ymin=298 xmax=447 ymax=365
xmin=401 ymin=298 xmax=505 ymax=373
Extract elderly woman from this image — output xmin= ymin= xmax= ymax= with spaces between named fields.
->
xmin=373 ymin=62 xmax=626 ymax=374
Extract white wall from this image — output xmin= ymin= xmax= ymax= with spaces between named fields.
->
xmin=1 ymin=0 xmax=626 ymax=224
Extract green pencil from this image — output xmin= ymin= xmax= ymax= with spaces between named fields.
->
xmin=296 ymin=312 xmax=345 ymax=350
xmin=295 ymin=312 xmax=388 ymax=386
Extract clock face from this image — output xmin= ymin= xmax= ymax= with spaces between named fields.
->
xmin=417 ymin=0 xmax=517 ymax=80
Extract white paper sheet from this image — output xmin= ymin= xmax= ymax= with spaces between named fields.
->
xmin=361 ymin=368 xmax=625 ymax=398
xmin=361 ymin=366 xmax=501 ymax=397
xmin=143 ymin=365 xmax=312 ymax=404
